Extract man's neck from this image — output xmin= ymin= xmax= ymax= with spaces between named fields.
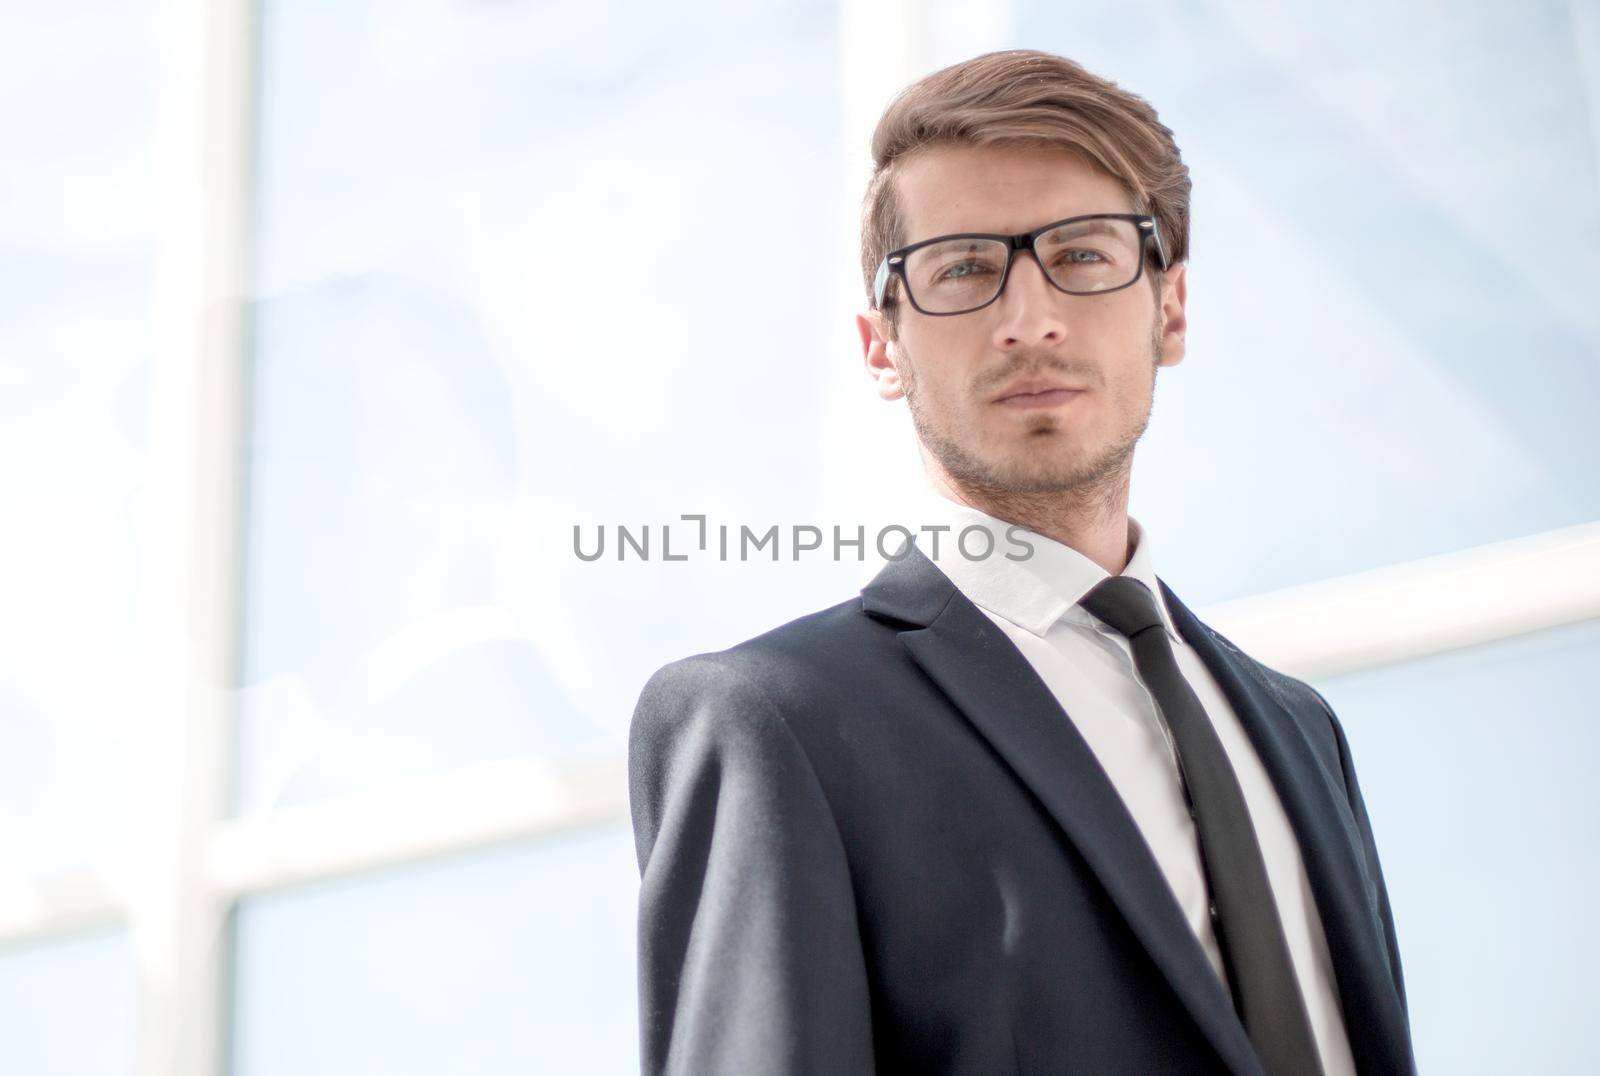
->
xmin=928 ymin=471 xmax=1134 ymax=577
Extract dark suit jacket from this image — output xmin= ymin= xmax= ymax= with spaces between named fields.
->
xmin=628 ymin=545 xmax=1415 ymax=1075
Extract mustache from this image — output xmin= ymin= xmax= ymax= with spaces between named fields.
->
xmin=973 ymin=353 xmax=1098 ymax=393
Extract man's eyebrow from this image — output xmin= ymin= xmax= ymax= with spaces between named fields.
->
xmin=911 ymin=217 xmax=1129 ymax=247
xmin=1037 ymin=219 xmax=1125 ymax=241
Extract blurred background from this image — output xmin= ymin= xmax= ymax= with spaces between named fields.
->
xmin=2 ymin=0 xmax=1598 ymax=1073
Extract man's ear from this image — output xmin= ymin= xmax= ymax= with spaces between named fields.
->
xmin=857 ymin=309 xmax=905 ymax=400
xmin=1157 ymin=262 xmax=1187 ymax=368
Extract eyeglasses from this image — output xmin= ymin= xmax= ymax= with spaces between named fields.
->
xmin=872 ymin=212 xmax=1170 ymax=316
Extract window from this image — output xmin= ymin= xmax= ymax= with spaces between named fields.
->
xmin=2 ymin=4 xmax=1593 ymax=1073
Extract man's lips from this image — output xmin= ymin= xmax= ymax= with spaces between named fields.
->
xmin=992 ymin=377 xmax=1089 ymax=406
xmin=993 ymin=387 xmax=1086 ymax=409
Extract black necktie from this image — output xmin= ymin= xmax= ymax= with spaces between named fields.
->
xmin=1079 ymin=575 xmax=1324 ymax=1076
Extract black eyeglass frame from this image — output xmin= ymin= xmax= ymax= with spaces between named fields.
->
xmin=872 ymin=212 xmax=1170 ymax=316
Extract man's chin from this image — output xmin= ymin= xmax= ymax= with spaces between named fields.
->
xmin=947 ymin=457 xmax=1094 ymax=497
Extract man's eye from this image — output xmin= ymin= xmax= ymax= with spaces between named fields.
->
xmin=1055 ymin=248 xmax=1105 ymax=266
xmin=939 ymin=261 xmax=994 ymax=280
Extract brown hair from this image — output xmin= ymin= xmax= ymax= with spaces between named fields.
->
xmin=861 ymin=49 xmax=1191 ymax=327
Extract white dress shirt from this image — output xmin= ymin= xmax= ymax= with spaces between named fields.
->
xmin=908 ymin=486 xmax=1357 ymax=1076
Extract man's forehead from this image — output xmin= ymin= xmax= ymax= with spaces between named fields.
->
xmin=895 ymin=143 xmax=1136 ymax=239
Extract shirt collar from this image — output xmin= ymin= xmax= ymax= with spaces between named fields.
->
xmin=909 ymin=484 xmax=1184 ymax=644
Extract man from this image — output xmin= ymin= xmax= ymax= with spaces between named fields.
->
xmin=629 ymin=50 xmax=1414 ymax=1075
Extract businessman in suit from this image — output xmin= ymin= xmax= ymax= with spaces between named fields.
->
xmin=629 ymin=49 xmax=1414 ymax=1075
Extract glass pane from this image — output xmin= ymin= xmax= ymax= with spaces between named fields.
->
xmin=0 ymin=2 xmax=154 ymax=869
xmin=1015 ymin=2 xmax=1600 ymax=604
xmin=239 ymin=0 xmax=845 ymax=813
xmin=0 ymin=929 xmax=136 ymax=1076
xmin=230 ymin=820 xmax=638 ymax=1075
xmin=1311 ymin=617 xmax=1600 ymax=1074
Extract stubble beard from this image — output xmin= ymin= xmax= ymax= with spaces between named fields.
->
xmin=899 ymin=320 xmax=1163 ymax=515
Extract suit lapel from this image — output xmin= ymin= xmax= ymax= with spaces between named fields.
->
xmin=1160 ymin=580 xmax=1415 ymax=1075
xmin=862 ymin=548 xmax=1264 ymax=1076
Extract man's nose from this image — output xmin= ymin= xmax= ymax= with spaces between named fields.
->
xmin=991 ymin=251 xmax=1069 ymax=350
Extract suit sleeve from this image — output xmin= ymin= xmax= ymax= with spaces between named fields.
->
xmin=1312 ymin=687 xmax=1411 ymax=1022
xmin=628 ymin=655 xmax=875 ymax=1075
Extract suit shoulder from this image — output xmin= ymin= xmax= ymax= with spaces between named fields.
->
xmin=1191 ymin=618 xmax=1353 ymax=789
xmin=1162 ymin=577 xmax=1335 ymax=727
xmin=635 ymin=593 xmax=881 ymax=718
xmin=1199 ymin=619 xmax=1338 ymax=724
xmin=627 ymin=597 xmax=873 ymax=827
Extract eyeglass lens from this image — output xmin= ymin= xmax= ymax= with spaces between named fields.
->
xmin=901 ymin=217 xmax=1148 ymax=313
